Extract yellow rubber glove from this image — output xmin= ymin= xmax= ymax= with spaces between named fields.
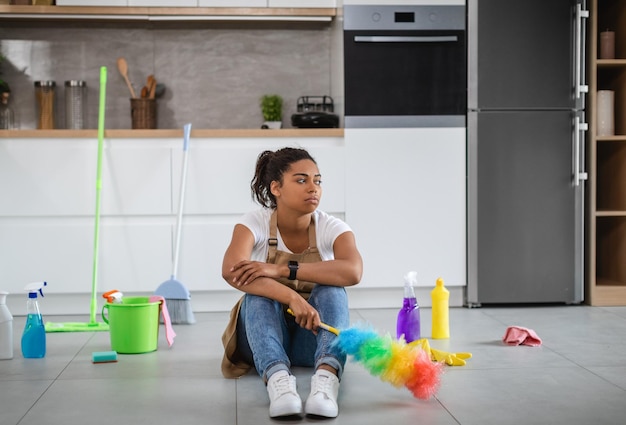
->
xmin=430 ymin=347 xmax=472 ymax=366
xmin=410 ymin=338 xmax=472 ymax=366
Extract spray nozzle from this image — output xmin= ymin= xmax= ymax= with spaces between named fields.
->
xmin=403 ymin=271 xmax=417 ymax=298
xmin=102 ymin=289 xmax=123 ymax=304
xmin=24 ymin=281 xmax=47 ymax=298
xmin=404 ymin=271 xmax=418 ymax=287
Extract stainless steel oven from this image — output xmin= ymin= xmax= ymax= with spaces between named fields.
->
xmin=343 ymin=4 xmax=466 ymax=128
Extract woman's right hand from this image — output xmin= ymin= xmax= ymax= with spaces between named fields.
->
xmin=288 ymin=298 xmax=321 ymax=335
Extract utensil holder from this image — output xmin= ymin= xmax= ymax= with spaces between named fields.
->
xmin=130 ymin=98 xmax=156 ymax=129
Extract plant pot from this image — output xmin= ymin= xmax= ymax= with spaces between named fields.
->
xmin=263 ymin=121 xmax=282 ymax=129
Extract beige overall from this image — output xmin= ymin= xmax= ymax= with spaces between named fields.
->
xmin=221 ymin=211 xmax=322 ymax=378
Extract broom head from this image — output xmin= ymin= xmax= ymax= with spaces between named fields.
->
xmin=154 ymin=278 xmax=195 ymax=324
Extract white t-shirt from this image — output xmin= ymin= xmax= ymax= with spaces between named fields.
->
xmin=238 ymin=208 xmax=352 ymax=262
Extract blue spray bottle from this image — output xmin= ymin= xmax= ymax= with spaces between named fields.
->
xmin=21 ymin=281 xmax=47 ymax=359
xmin=396 ymin=271 xmax=421 ymax=343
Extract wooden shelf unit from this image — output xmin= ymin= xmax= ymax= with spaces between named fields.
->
xmin=587 ymin=0 xmax=626 ymax=305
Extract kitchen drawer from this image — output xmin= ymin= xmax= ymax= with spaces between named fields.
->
xmin=56 ymin=0 xmax=128 ymax=5
xmin=0 ymin=140 xmax=171 ymax=216
xmin=128 ymin=0 xmax=197 ymax=6
xmin=198 ymin=0 xmax=267 ymax=6
xmin=269 ymin=0 xmax=336 ymax=6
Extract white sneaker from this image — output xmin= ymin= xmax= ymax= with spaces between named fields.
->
xmin=304 ymin=369 xmax=340 ymax=418
xmin=266 ymin=370 xmax=303 ymax=418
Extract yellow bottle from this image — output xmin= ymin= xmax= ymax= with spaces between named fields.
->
xmin=431 ymin=277 xmax=449 ymax=339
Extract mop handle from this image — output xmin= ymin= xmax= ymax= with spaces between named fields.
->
xmin=171 ymin=123 xmax=192 ymax=278
xmin=90 ymin=66 xmax=107 ymax=324
xmin=286 ymin=309 xmax=340 ymax=335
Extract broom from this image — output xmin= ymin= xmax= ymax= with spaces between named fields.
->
xmin=154 ymin=123 xmax=195 ymax=324
xmin=288 ymin=310 xmax=442 ymax=399
xmin=46 ymin=66 xmax=110 ymax=333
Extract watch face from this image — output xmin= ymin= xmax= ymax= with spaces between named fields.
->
xmin=288 ymin=261 xmax=298 ymax=280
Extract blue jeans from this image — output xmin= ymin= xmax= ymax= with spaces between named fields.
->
xmin=236 ymin=285 xmax=349 ymax=382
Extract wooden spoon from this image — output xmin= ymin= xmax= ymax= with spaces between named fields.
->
xmin=141 ymin=75 xmax=152 ymax=99
xmin=147 ymin=75 xmax=157 ymax=99
xmin=116 ymin=57 xmax=137 ymax=99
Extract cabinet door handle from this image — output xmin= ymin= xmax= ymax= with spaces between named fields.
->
xmin=574 ymin=116 xmax=588 ymax=186
xmin=575 ymin=4 xmax=589 ymax=99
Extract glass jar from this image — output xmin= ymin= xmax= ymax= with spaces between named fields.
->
xmin=34 ymin=81 xmax=56 ymax=130
xmin=65 ymin=80 xmax=87 ymax=129
xmin=0 ymin=91 xmax=14 ymax=130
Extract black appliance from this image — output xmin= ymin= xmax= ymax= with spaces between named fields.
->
xmin=343 ymin=4 xmax=466 ymax=128
xmin=466 ymin=0 xmax=588 ymax=305
xmin=291 ymin=96 xmax=339 ymax=128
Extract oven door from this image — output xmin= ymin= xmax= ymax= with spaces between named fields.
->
xmin=344 ymin=29 xmax=466 ymax=128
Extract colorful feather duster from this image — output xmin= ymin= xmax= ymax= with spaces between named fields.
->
xmin=288 ymin=310 xmax=442 ymax=399
xmin=334 ymin=325 xmax=442 ymax=400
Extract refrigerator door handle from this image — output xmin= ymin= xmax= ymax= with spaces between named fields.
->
xmin=574 ymin=116 xmax=588 ymax=186
xmin=575 ymin=3 xmax=589 ymax=99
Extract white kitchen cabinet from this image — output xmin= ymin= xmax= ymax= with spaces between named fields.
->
xmin=0 ymin=220 xmax=171 ymax=295
xmin=343 ymin=0 xmax=464 ymax=5
xmin=0 ymin=138 xmax=171 ymax=296
xmin=0 ymin=135 xmax=344 ymax=305
xmin=0 ymin=139 xmax=171 ymax=217
xmin=198 ymin=0 xmax=267 ymax=6
xmin=0 ymin=131 xmax=468 ymax=311
xmin=180 ymin=137 xmax=345 ymax=216
xmin=345 ymin=128 xmax=466 ymax=289
xmin=128 ymin=0 xmax=197 ymax=6
xmin=269 ymin=0 xmax=336 ymax=7
xmin=56 ymin=1 xmax=128 ymax=5
xmin=0 ymin=141 xmax=95 ymax=216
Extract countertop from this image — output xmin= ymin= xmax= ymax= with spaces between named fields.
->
xmin=0 ymin=128 xmax=344 ymax=138
xmin=0 ymin=5 xmax=337 ymax=20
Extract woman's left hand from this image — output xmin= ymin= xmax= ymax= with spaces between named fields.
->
xmin=230 ymin=260 xmax=283 ymax=286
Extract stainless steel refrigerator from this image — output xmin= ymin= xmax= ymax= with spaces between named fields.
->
xmin=466 ymin=0 xmax=589 ymax=305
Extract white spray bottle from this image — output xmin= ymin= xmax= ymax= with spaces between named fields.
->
xmin=0 ymin=291 xmax=13 ymax=360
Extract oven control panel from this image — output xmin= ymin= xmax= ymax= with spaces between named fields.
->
xmin=344 ymin=5 xmax=465 ymax=30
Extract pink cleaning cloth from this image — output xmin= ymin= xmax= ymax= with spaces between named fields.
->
xmin=502 ymin=326 xmax=542 ymax=347
xmin=149 ymin=295 xmax=176 ymax=347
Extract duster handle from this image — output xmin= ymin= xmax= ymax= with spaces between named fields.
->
xmin=286 ymin=308 xmax=339 ymax=335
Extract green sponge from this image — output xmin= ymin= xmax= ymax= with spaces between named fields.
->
xmin=92 ymin=351 xmax=117 ymax=363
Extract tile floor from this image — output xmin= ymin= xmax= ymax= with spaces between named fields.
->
xmin=1 ymin=305 xmax=626 ymax=425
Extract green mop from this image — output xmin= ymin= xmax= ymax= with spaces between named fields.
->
xmin=46 ymin=66 xmax=110 ymax=332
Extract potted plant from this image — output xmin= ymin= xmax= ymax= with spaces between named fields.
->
xmin=0 ymin=53 xmax=8 ymax=93
xmin=260 ymin=94 xmax=283 ymax=129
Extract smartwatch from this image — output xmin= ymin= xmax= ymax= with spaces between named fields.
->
xmin=288 ymin=260 xmax=299 ymax=280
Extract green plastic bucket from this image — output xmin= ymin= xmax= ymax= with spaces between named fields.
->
xmin=102 ymin=297 xmax=160 ymax=354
